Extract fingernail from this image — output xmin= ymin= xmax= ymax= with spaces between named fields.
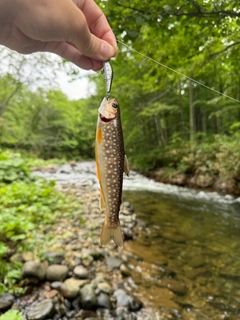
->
xmin=100 ymin=42 xmax=115 ymax=59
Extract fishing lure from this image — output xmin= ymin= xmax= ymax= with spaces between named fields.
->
xmin=102 ymin=61 xmax=113 ymax=100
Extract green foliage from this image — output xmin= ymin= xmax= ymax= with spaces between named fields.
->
xmin=0 ymin=150 xmax=83 ymax=293
xmin=146 ymin=133 xmax=240 ymax=182
xmin=1 ymin=1 xmax=240 ymax=190
xmin=0 ymin=150 xmax=31 ymax=183
xmin=0 ymin=179 xmax=64 ymax=241
xmin=0 ymin=77 xmax=97 ymax=159
xmin=0 ymin=310 xmax=23 ymax=320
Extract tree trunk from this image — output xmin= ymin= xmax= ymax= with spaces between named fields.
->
xmin=155 ymin=114 xmax=166 ymax=147
xmin=189 ymin=80 xmax=195 ymax=141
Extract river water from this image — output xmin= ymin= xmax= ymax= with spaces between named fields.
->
xmin=34 ymin=162 xmax=240 ymax=319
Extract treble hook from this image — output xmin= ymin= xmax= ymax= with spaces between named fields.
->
xmin=102 ymin=61 xmax=113 ymax=100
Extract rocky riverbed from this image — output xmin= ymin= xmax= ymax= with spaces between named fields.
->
xmin=1 ymin=161 xmax=239 ymax=320
xmin=0 ymin=180 xmax=158 ymax=320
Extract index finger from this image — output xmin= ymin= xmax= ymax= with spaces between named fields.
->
xmin=73 ymin=0 xmax=118 ymax=55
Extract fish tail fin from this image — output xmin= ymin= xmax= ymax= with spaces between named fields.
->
xmin=100 ymin=219 xmax=123 ymax=249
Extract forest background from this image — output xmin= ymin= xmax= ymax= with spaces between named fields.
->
xmin=0 ymin=0 xmax=240 ymax=194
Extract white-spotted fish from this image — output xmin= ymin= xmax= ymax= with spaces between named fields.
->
xmin=95 ymin=97 xmax=129 ymax=248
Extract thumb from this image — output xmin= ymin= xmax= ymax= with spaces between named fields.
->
xmin=68 ymin=11 xmax=116 ymax=61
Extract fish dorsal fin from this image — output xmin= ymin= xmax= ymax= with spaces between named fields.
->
xmin=124 ymin=155 xmax=130 ymax=177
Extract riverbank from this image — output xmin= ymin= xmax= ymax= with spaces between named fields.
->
xmin=146 ymin=168 xmax=240 ymax=196
xmin=1 ymin=160 xmax=239 ymax=319
xmin=0 ymin=181 xmax=160 ymax=320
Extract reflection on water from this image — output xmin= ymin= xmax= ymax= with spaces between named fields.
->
xmin=123 ymin=190 xmax=240 ymax=319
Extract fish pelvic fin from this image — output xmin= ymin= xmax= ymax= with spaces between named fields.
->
xmin=100 ymin=219 xmax=123 ymax=249
xmin=124 ymin=155 xmax=130 ymax=177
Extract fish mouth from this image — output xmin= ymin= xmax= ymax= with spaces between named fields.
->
xmin=100 ymin=114 xmax=116 ymax=122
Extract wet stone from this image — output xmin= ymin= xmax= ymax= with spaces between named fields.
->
xmin=27 ymin=299 xmax=53 ymax=320
xmin=187 ymin=267 xmax=208 ymax=279
xmin=0 ymin=293 xmax=14 ymax=310
xmin=46 ymin=264 xmax=69 ymax=281
xmin=158 ymin=278 xmax=187 ymax=295
xmin=22 ymin=261 xmax=46 ymax=281
xmin=160 ymin=232 xmax=186 ymax=243
xmin=188 ymin=257 xmax=205 ymax=268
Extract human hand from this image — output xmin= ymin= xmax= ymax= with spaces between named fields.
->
xmin=0 ymin=0 xmax=118 ymax=71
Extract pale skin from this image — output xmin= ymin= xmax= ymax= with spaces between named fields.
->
xmin=0 ymin=0 xmax=118 ymax=71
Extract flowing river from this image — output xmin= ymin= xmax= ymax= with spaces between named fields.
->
xmin=34 ymin=161 xmax=240 ymax=319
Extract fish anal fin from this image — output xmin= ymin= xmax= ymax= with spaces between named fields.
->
xmin=100 ymin=219 xmax=123 ymax=249
xmin=124 ymin=155 xmax=130 ymax=177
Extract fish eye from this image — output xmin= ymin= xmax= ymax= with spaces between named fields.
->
xmin=112 ymin=102 xmax=118 ymax=109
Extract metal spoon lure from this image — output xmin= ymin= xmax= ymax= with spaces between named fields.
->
xmin=102 ymin=61 xmax=113 ymax=100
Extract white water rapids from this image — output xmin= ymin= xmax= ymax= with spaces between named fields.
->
xmin=33 ymin=161 xmax=240 ymax=206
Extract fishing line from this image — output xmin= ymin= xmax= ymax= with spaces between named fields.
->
xmin=116 ymin=39 xmax=240 ymax=104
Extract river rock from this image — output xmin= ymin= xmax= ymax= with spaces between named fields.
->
xmin=22 ymin=251 xmax=34 ymax=262
xmin=79 ymin=283 xmax=97 ymax=309
xmin=44 ymin=252 xmax=65 ymax=265
xmin=195 ymin=174 xmax=214 ymax=188
xmin=97 ymin=282 xmax=113 ymax=294
xmin=187 ymin=267 xmax=208 ymax=279
xmin=113 ymin=289 xmax=143 ymax=311
xmin=0 ymin=293 xmax=14 ymax=310
xmin=97 ymin=292 xmax=112 ymax=309
xmin=46 ymin=264 xmax=68 ymax=281
xmin=158 ymin=278 xmax=187 ymax=295
xmin=82 ymin=255 xmax=94 ymax=267
xmin=61 ymin=278 xmax=90 ymax=299
xmin=44 ymin=289 xmax=58 ymax=299
xmin=10 ymin=253 xmax=24 ymax=263
xmin=105 ymin=256 xmax=123 ymax=270
xmin=120 ymin=264 xmax=131 ymax=277
xmin=91 ymin=274 xmax=106 ymax=288
xmin=22 ymin=261 xmax=46 ymax=280
xmin=50 ymin=281 xmax=62 ymax=290
xmin=73 ymin=265 xmax=88 ymax=279
xmin=59 ymin=164 xmax=72 ymax=174
xmin=27 ymin=299 xmax=53 ymax=320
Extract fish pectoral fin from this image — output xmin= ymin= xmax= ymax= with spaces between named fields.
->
xmin=100 ymin=219 xmax=123 ymax=249
xmin=124 ymin=155 xmax=130 ymax=177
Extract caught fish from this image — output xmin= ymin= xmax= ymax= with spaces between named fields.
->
xmin=95 ymin=97 xmax=129 ymax=248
